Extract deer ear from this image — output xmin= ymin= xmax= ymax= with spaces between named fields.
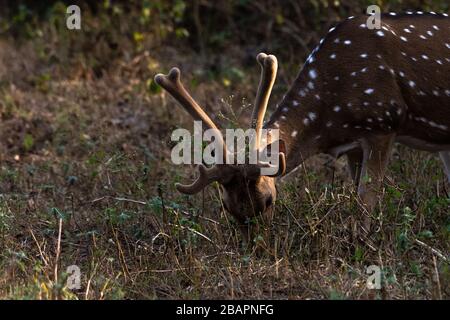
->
xmin=279 ymin=139 xmax=286 ymax=156
xmin=259 ymin=139 xmax=287 ymax=177
xmin=262 ymin=139 xmax=286 ymax=156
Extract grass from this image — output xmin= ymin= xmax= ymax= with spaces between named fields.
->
xmin=0 ymin=3 xmax=449 ymax=300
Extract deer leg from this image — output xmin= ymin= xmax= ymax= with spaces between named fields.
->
xmin=346 ymin=148 xmax=364 ymax=189
xmin=439 ymin=151 xmax=450 ymax=183
xmin=357 ymin=134 xmax=396 ymax=234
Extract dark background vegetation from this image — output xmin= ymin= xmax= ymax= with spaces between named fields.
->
xmin=0 ymin=0 xmax=448 ymax=299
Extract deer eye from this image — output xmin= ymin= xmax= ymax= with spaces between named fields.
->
xmin=265 ymin=195 xmax=273 ymax=208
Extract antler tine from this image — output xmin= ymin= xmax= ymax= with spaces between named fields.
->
xmin=259 ymin=153 xmax=286 ymax=177
xmin=154 ymin=68 xmax=227 ymax=159
xmin=250 ymin=53 xmax=278 ymax=151
xmin=175 ymin=164 xmax=229 ymax=194
xmin=244 ymin=152 xmax=286 ymax=178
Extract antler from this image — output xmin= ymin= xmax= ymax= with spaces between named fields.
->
xmin=175 ymin=164 xmax=232 ymax=194
xmin=154 ymin=68 xmax=227 ymax=159
xmin=249 ymin=53 xmax=286 ymax=177
xmin=243 ymin=153 xmax=286 ymax=178
xmin=155 ymin=68 xmax=230 ymax=194
xmin=251 ymin=53 xmax=278 ymax=152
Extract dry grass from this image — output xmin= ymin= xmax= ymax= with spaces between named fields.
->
xmin=0 ymin=7 xmax=449 ymax=300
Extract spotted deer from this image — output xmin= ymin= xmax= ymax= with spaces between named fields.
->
xmin=155 ymin=12 xmax=450 ymax=240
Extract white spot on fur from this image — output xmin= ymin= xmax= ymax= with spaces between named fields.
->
xmin=308 ymin=112 xmax=317 ymax=121
xmin=309 ymin=69 xmax=318 ymax=79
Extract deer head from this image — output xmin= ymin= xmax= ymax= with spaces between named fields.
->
xmin=154 ymin=53 xmax=286 ymax=230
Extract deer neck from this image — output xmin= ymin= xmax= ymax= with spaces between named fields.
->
xmin=264 ymin=74 xmax=326 ymax=173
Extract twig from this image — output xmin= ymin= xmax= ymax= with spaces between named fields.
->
xmin=178 ymin=209 xmax=222 ymax=226
xmin=91 ymin=196 xmax=147 ymax=205
xmin=54 ymin=218 xmax=63 ymax=284
xmin=315 ymin=203 xmax=338 ymax=226
xmin=432 ymin=255 xmax=443 ymax=300
xmin=168 ymin=223 xmax=214 ymax=244
xmin=148 ymin=267 xmax=200 ymax=273
xmin=85 ymin=252 xmax=107 ymax=300
xmin=29 ymin=228 xmax=49 ymax=267
xmin=415 ymin=239 xmax=449 ymax=262
xmin=110 ymin=224 xmax=131 ymax=281
xmin=92 ymin=195 xmax=222 ymax=226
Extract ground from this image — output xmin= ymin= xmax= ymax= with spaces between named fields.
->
xmin=0 ymin=5 xmax=449 ymax=299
